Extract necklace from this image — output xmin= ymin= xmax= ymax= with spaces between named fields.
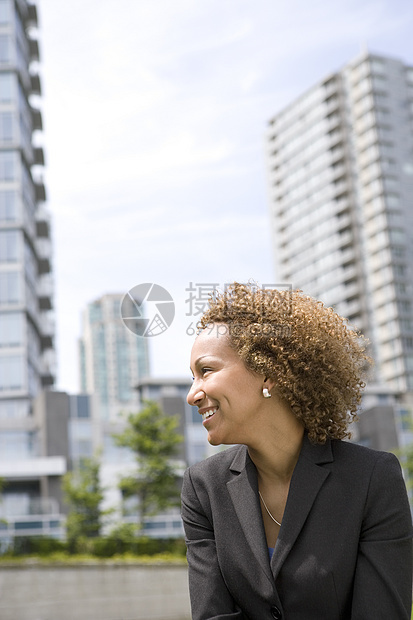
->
xmin=259 ymin=491 xmax=282 ymax=527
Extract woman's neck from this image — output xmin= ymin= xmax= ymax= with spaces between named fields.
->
xmin=247 ymin=417 xmax=305 ymax=484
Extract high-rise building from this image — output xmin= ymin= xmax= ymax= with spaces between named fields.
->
xmin=266 ymin=51 xmax=413 ymax=392
xmin=79 ymin=293 xmax=150 ymax=421
xmin=0 ymin=0 xmax=57 ymax=535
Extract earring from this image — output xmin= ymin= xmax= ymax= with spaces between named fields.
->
xmin=263 ymin=388 xmax=272 ymax=399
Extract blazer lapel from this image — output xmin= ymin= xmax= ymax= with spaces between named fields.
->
xmin=226 ymin=446 xmax=274 ymax=584
xmin=270 ymin=436 xmax=333 ymax=579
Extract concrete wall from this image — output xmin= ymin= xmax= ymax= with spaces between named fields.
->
xmin=0 ymin=562 xmax=191 ymax=620
xmin=357 ymin=405 xmax=399 ymax=451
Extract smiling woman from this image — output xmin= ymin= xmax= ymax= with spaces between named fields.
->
xmin=181 ymin=283 xmax=413 ymax=620
xmin=188 ymin=323 xmax=288 ymax=448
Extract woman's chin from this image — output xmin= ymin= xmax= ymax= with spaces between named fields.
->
xmin=207 ymin=434 xmax=221 ymax=446
xmin=207 ymin=432 xmax=236 ymax=447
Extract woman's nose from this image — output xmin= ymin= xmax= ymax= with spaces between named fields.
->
xmin=187 ymin=381 xmax=205 ymax=406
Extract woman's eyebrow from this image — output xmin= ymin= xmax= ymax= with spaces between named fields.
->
xmin=194 ymin=355 xmax=210 ymax=364
xmin=191 ymin=355 xmax=215 ymax=373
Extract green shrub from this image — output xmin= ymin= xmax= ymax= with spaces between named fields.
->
xmin=90 ymin=534 xmax=186 ymax=558
xmin=0 ymin=533 xmax=186 ymax=560
xmin=4 ymin=536 xmax=66 ymax=557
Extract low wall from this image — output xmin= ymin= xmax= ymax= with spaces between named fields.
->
xmin=0 ymin=562 xmax=191 ymax=620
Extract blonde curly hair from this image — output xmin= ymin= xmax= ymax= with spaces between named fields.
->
xmin=198 ymin=283 xmax=371 ymax=444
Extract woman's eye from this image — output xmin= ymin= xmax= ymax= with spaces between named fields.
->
xmin=201 ymin=367 xmax=212 ymax=375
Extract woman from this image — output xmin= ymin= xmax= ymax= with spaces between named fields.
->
xmin=181 ymin=283 xmax=413 ymax=620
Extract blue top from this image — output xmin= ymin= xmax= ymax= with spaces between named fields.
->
xmin=268 ymin=547 xmax=274 ymax=560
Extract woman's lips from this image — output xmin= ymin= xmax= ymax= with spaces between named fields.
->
xmin=200 ymin=406 xmax=218 ymax=423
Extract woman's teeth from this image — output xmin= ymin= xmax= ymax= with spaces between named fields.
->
xmin=202 ymin=407 xmax=218 ymax=421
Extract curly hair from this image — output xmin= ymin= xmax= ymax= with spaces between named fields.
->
xmin=197 ymin=283 xmax=371 ymax=444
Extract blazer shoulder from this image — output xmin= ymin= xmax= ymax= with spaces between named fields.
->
xmin=331 ymin=439 xmax=402 ymax=472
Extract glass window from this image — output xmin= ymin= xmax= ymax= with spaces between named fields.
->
xmin=69 ymin=419 xmax=93 ymax=460
xmin=89 ymin=302 xmax=102 ymax=322
xmin=27 ymin=360 xmax=39 ymax=397
xmin=0 ymin=0 xmax=11 ymax=24
xmin=0 ymin=399 xmax=30 ymax=419
xmin=0 ymin=150 xmax=18 ymax=181
xmin=0 ymin=271 xmax=22 ymax=304
xmin=1 ymin=492 xmax=30 ymax=517
xmin=117 ymin=339 xmax=131 ymax=402
xmin=0 ymin=430 xmax=38 ymax=458
xmin=15 ymin=521 xmax=43 ymax=530
xmin=143 ymin=521 xmax=166 ymax=531
xmin=24 ymin=240 xmax=37 ymax=287
xmin=0 ymin=312 xmax=23 ymax=347
xmin=0 ymin=111 xmax=14 ymax=142
xmin=0 ymin=230 xmax=19 ymax=261
xmin=0 ymin=190 xmax=17 ymax=221
xmin=0 ymin=73 xmax=14 ymax=101
xmin=76 ymin=394 xmax=90 ymax=418
xmin=0 ymin=34 xmax=12 ymax=64
xmin=0 ymin=355 xmax=25 ymax=390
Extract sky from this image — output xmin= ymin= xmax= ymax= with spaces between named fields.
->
xmin=36 ymin=0 xmax=413 ymax=393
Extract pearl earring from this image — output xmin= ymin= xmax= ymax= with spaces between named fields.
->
xmin=263 ymin=388 xmax=272 ymax=399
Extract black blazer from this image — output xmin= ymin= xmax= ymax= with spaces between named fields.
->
xmin=181 ymin=436 xmax=413 ymax=619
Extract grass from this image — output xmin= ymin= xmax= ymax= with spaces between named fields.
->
xmin=0 ymin=551 xmax=188 ymax=565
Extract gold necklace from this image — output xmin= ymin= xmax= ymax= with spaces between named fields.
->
xmin=259 ymin=491 xmax=282 ymax=527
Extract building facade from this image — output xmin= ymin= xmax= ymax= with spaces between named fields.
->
xmin=79 ymin=293 xmax=150 ymax=422
xmin=0 ymin=0 xmax=56 ymax=537
xmin=267 ymin=52 xmax=413 ymax=392
xmin=0 ymin=391 xmax=66 ymax=543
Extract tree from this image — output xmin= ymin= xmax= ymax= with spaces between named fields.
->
xmin=62 ymin=456 xmax=109 ymax=551
xmin=114 ymin=400 xmax=183 ymax=529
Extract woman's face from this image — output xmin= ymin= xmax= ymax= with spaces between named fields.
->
xmin=187 ymin=323 xmax=266 ymax=446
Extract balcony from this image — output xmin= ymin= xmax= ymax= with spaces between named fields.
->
xmin=31 ymin=108 xmax=43 ymax=131
xmin=23 ymin=3 xmax=38 ymax=28
xmin=34 ymin=181 xmax=46 ymax=202
xmin=41 ymin=372 xmax=54 ymax=387
xmin=38 ymin=257 xmax=51 ymax=275
xmin=36 ymin=204 xmax=51 ymax=237
xmin=36 ymin=237 xmax=52 ymax=276
xmin=0 ymin=457 xmax=66 ymax=479
xmin=0 ymin=497 xmax=65 ymax=540
xmin=39 ymin=313 xmax=54 ymax=350
xmin=36 ymin=236 xmax=52 ymax=260
xmin=30 ymin=74 xmax=41 ymax=95
xmin=28 ymin=39 xmax=39 ymax=62
xmin=33 ymin=147 xmax=45 ymax=166
xmin=123 ymin=513 xmax=184 ymax=539
xmin=37 ymin=274 xmax=53 ymax=311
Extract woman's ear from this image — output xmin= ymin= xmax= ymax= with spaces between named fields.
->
xmin=263 ymin=377 xmax=276 ymax=393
